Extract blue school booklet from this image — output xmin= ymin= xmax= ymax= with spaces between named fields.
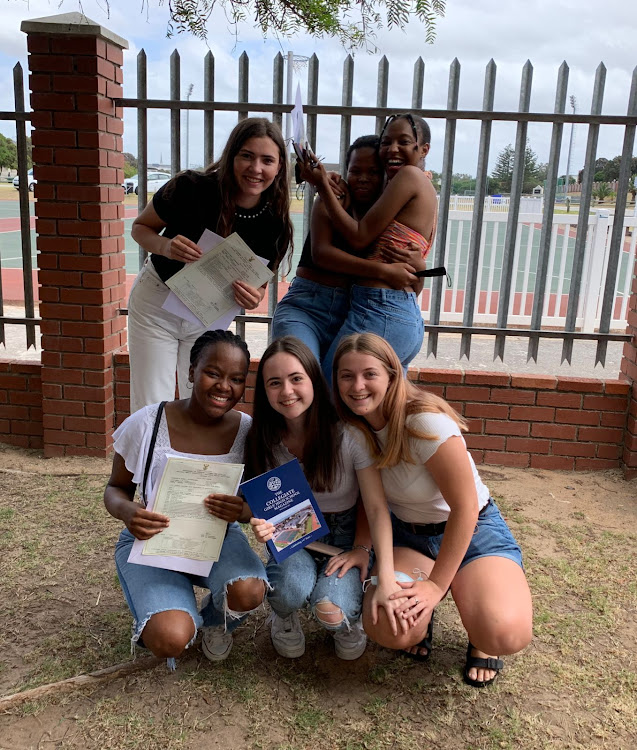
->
xmin=240 ymin=459 xmax=328 ymax=563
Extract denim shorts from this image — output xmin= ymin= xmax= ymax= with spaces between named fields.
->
xmin=115 ymin=522 xmax=268 ymax=645
xmin=271 ymin=277 xmax=350 ymax=364
xmin=322 ymin=285 xmax=425 ymax=379
xmin=392 ymin=499 xmax=524 ymax=571
xmin=266 ymin=505 xmax=366 ymax=630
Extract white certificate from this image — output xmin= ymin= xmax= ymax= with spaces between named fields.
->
xmin=165 ymin=232 xmax=273 ymax=327
xmin=128 ymin=455 xmax=244 ymax=575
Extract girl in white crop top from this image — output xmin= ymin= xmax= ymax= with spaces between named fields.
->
xmin=333 ymin=332 xmax=533 ymax=688
xmin=245 ymin=337 xmax=408 ymax=660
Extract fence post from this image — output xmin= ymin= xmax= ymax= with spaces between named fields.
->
xmin=581 ymin=209 xmax=610 ymax=332
xmin=21 ymin=12 xmax=128 ymax=457
xmin=620 ymin=254 xmax=637 ymax=479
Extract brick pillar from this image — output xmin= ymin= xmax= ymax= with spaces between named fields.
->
xmin=22 ymin=13 xmax=128 ymax=457
xmin=620 ymin=254 xmax=637 ymax=479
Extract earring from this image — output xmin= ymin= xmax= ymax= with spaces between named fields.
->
xmin=186 ymin=380 xmax=193 ymax=390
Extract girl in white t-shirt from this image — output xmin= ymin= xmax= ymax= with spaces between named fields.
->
xmin=246 ymin=337 xmax=404 ymax=660
xmin=332 ymin=332 xmax=532 ymax=687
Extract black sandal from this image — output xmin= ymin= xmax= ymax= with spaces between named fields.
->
xmin=463 ymin=641 xmax=503 ymax=687
xmin=401 ymin=610 xmax=434 ymax=662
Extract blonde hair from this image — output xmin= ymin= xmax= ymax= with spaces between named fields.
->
xmin=332 ymin=333 xmax=467 ymax=469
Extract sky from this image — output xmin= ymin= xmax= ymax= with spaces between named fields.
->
xmin=0 ymin=0 xmax=634 ymax=177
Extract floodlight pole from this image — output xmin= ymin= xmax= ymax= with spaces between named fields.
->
xmin=564 ymin=95 xmax=577 ymax=196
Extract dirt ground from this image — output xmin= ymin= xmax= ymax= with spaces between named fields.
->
xmin=0 ymin=444 xmax=636 ymax=750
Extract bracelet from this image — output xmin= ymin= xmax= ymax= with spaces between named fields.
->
xmin=352 ymin=544 xmax=371 ymax=555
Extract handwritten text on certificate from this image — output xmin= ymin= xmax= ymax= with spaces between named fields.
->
xmin=142 ymin=458 xmax=244 ymax=562
xmin=165 ymin=232 xmax=273 ymax=327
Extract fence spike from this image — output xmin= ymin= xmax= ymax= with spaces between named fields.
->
xmin=339 ymin=55 xmax=354 ymax=174
xmin=494 ymin=59 xmax=533 ymax=362
xmin=412 ymin=57 xmax=424 ymax=110
xmin=238 ymin=52 xmax=249 ymax=122
xmin=204 ymin=51 xmax=215 ymax=167
xmin=528 ymin=60 xmax=569 ymax=363
xmin=595 ymin=64 xmax=637 ymax=368
xmin=13 ymin=61 xmax=35 ymax=349
xmin=561 ymin=61 xmax=606 ymax=365
xmin=428 ymin=57 xmax=460 ymax=359
xmin=461 ymin=58 xmax=496 ymax=360
xmin=136 ymin=49 xmax=148 ymax=270
xmin=376 ymin=56 xmax=389 ymax=134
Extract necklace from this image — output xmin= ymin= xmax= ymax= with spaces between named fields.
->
xmin=235 ymin=202 xmax=270 ymax=220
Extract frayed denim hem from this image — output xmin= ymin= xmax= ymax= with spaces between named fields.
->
xmin=218 ymin=575 xmax=271 ymax=633
xmin=312 ymin=596 xmax=358 ymax=633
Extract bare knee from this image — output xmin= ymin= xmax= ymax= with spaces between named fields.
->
xmin=314 ymin=600 xmax=344 ymax=627
xmin=226 ymin=578 xmax=266 ymax=612
xmin=491 ymin=620 xmax=532 ymax=655
xmin=472 ymin=617 xmax=533 ymax=656
xmin=141 ymin=610 xmax=195 ymax=659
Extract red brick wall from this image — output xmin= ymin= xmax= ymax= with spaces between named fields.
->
xmin=0 ymin=359 xmax=43 ymax=449
xmin=409 ymin=369 xmax=629 ymax=470
xmin=26 ymin=28 xmax=127 ymax=457
xmin=105 ymin=353 xmax=631 ymax=471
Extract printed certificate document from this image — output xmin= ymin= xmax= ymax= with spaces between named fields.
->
xmin=165 ymin=232 xmax=273 ymax=327
xmin=240 ymin=459 xmax=328 ymax=563
xmin=128 ymin=455 xmax=244 ymax=575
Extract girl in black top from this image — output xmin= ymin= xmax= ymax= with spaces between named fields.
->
xmin=127 ymin=117 xmax=293 ymax=413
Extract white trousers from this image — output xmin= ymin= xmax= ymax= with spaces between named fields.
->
xmin=127 ymin=260 xmax=207 ymax=413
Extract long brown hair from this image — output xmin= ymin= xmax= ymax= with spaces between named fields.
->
xmin=206 ymin=117 xmax=293 ymax=272
xmin=332 ymin=333 xmax=466 ymax=469
xmin=244 ymin=337 xmax=342 ymax=493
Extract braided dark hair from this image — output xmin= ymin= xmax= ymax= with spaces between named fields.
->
xmin=190 ymin=330 xmax=250 ymax=369
xmin=379 ymin=113 xmax=431 ymax=149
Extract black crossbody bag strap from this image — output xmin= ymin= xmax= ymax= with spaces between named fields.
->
xmin=141 ymin=400 xmax=166 ymax=505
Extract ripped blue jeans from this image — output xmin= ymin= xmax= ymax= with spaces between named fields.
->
xmin=115 ymin=522 xmax=268 ymax=648
xmin=266 ymin=506 xmax=365 ymax=633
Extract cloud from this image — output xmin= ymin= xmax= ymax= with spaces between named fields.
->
xmin=0 ymin=0 xmax=633 ymax=174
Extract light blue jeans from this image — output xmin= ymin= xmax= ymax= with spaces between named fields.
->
xmin=322 ymin=285 xmax=425 ymax=380
xmin=271 ymin=277 xmax=349 ymax=365
xmin=115 ymin=522 xmax=268 ymax=647
xmin=266 ymin=506 xmax=365 ymax=633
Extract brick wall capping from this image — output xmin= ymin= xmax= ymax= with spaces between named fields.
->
xmin=21 ymin=12 xmax=128 ymax=49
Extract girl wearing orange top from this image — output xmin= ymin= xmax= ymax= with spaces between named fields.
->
xmin=299 ymin=114 xmax=437 ymax=376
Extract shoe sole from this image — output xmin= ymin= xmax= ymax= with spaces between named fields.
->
xmin=271 ymin=634 xmax=305 ymax=658
xmin=335 ymin=639 xmax=367 ymax=661
xmin=201 ymin=636 xmax=233 ymax=663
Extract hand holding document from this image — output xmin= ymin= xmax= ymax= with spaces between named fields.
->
xmin=128 ymin=454 xmax=245 ymax=575
xmin=165 ymin=232 xmax=273 ymax=327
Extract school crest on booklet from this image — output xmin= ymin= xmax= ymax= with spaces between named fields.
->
xmin=240 ymin=459 xmax=328 ymax=563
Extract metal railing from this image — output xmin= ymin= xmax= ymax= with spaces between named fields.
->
xmin=2 ymin=52 xmax=635 ymax=364
xmin=115 ymin=53 xmax=636 ymax=364
xmin=0 ymin=63 xmax=37 ymax=350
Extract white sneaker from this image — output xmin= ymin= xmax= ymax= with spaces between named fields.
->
xmin=333 ymin=620 xmax=367 ymax=660
xmin=201 ymin=625 xmax=233 ymax=662
xmin=269 ymin=612 xmax=305 ymax=658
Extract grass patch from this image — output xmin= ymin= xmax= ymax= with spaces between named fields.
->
xmin=1 ymin=461 xmax=636 ymax=749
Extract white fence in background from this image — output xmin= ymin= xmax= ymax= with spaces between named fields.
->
xmin=421 ymin=209 xmax=637 ymax=333
xmin=447 ymin=195 xmax=545 ymax=214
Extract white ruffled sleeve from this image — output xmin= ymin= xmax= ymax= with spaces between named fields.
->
xmin=111 ymin=404 xmax=158 ymax=487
